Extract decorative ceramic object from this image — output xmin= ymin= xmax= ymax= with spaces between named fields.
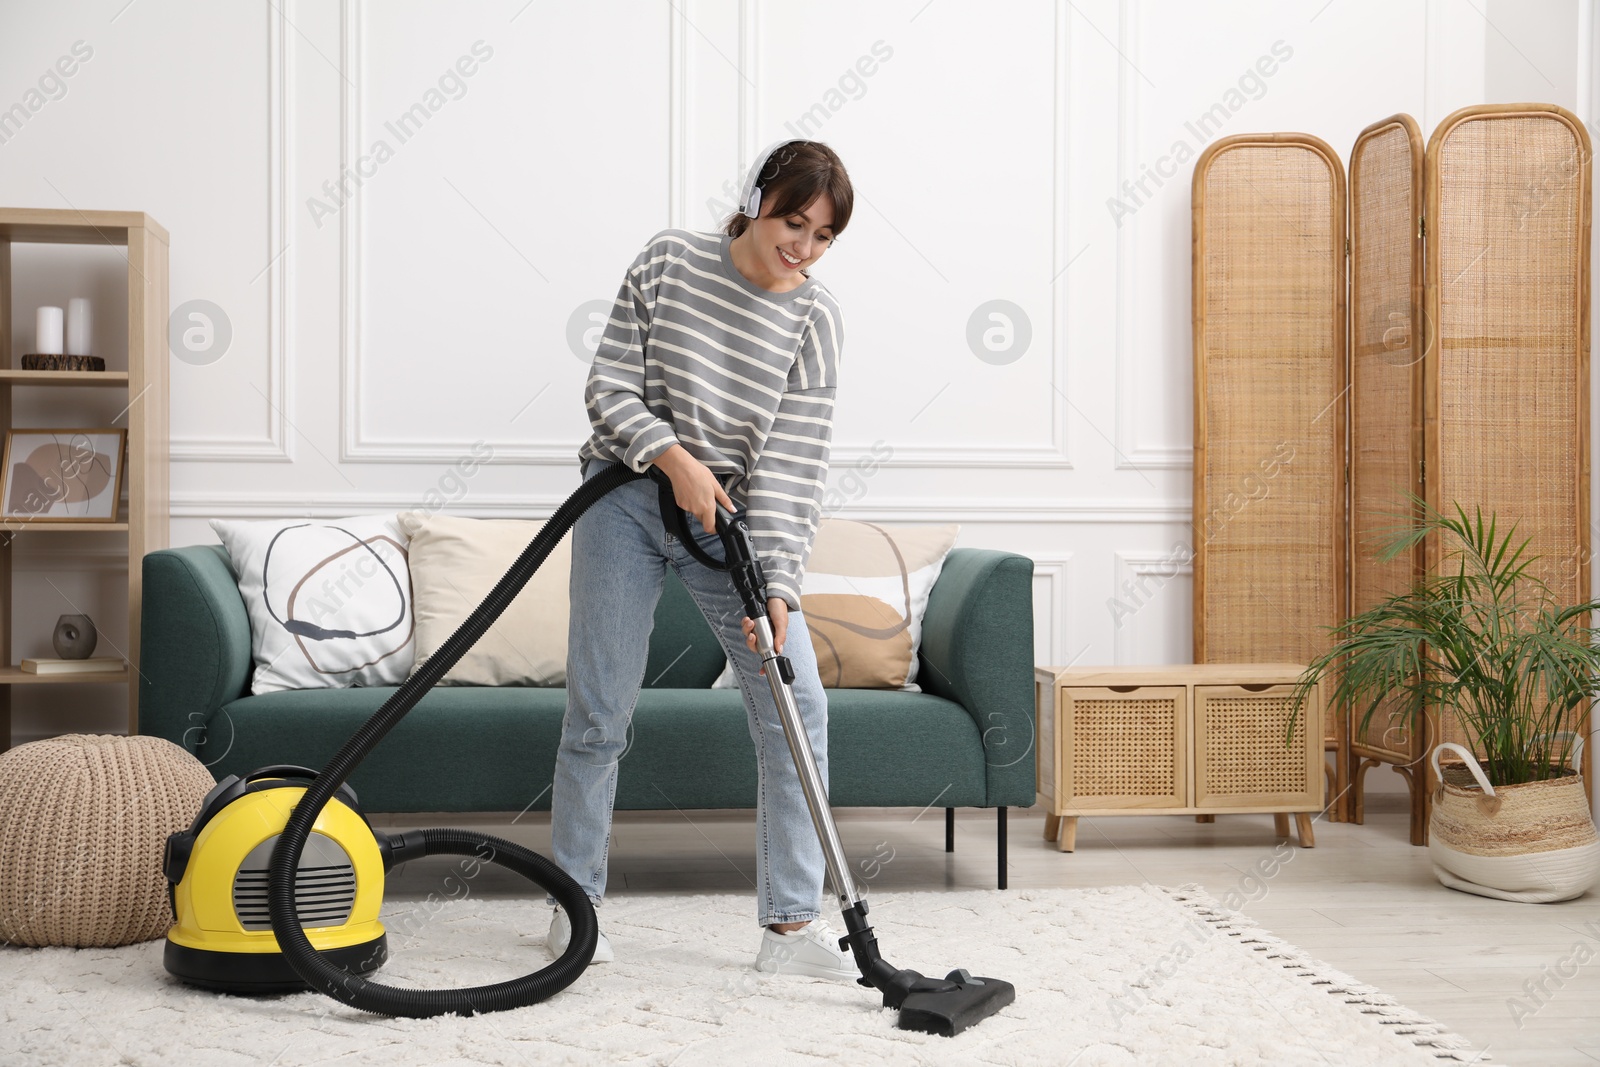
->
xmin=52 ymin=614 xmax=97 ymax=659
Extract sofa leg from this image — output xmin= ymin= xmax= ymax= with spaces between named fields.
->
xmin=997 ymin=806 xmax=1008 ymax=890
xmin=945 ymin=807 xmax=955 ymax=853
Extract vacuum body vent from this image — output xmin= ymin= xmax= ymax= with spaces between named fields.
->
xmin=232 ymin=832 xmax=357 ymax=931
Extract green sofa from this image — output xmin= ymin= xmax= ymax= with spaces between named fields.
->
xmin=137 ymin=544 xmax=1036 ymax=888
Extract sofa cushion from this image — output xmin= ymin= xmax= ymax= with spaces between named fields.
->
xmin=398 ymin=512 xmax=573 ymax=686
xmin=200 ymin=686 xmax=987 ymax=813
xmin=712 ymin=519 xmax=959 ymax=692
xmin=208 ymin=514 xmax=416 ymax=694
xmin=399 ymin=514 xmax=738 ymax=690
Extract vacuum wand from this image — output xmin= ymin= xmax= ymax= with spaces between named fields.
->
xmin=692 ymin=490 xmax=1016 ymax=1038
xmin=707 ymin=500 xmax=859 ymax=915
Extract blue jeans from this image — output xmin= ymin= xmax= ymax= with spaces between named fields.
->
xmin=548 ymin=456 xmax=830 ymax=927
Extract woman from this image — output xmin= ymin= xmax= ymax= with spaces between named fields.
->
xmin=546 ymin=140 xmax=854 ymax=980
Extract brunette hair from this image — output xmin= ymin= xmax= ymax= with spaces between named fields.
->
xmin=722 ymin=140 xmax=852 ymax=240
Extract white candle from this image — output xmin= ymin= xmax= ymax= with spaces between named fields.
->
xmin=66 ymin=298 xmax=92 ymax=356
xmin=35 ymin=306 xmax=63 ymax=355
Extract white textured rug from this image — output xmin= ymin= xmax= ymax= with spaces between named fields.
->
xmin=2 ymin=884 xmax=1487 ymax=1067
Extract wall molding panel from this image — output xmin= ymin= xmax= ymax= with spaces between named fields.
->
xmin=336 ymin=0 xmax=1074 ymax=469
xmin=169 ymin=0 xmax=292 ymax=461
xmin=1112 ymin=0 xmax=1190 ymax=472
xmin=1030 ymin=553 xmax=1076 ymax=668
xmin=1111 ymin=548 xmax=1193 ymax=664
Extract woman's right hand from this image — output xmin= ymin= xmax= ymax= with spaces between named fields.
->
xmin=653 ymin=444 xmax=735 ymax=537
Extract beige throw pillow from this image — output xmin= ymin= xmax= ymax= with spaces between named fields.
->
xmin=399 ymin=511 xmax=571 ymax=686
xmin=716 ymin=519 xmax=960 ymax=691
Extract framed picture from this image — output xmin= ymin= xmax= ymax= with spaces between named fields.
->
xmin=1 ymin=428 xmax=127 ymax=523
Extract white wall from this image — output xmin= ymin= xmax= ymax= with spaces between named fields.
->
xmin=0 ymin=0 xmax=1594 ymax=762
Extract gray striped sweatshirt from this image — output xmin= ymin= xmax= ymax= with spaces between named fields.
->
xmin=577 ymin=227 xmax=845 ymax=611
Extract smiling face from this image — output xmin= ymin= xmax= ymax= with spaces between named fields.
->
xmin=733 ymin=193 xmax=836 ymax=290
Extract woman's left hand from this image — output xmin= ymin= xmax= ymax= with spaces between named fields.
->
xmin=742 ymin=598 xmax=788 ymax=674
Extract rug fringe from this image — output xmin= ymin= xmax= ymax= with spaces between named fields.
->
xmin=1161 ymin=883 xmax=1494 ymax=1065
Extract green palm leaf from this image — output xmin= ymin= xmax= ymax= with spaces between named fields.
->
xmin=1289 ymin=493 xmax=1596 ymax=785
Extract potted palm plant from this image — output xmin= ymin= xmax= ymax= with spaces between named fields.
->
xmin=1291 ymin=495 xmax=1600 ymax=902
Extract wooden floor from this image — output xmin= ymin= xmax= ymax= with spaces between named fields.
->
xmin=379 ymin=796 xmax=1600 ymax=1064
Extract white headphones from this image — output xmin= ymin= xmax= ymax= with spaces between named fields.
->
xmin=739 ymin=137 xmax=821 ymax=220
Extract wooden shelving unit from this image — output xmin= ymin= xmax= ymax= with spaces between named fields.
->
xmin=0 ymin=208 xmax=170 ymax=750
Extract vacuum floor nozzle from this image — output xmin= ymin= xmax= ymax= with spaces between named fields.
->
xmin=887 ymin=968 xmax=1017 ymax=1037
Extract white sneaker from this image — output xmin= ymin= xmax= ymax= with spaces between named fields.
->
xmin=753 ymin=917 xmax=859 ymax=981
xmin=546 ymin=904 xmax=612 ymax=963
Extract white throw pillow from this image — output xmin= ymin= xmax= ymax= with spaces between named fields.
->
xmin=209 ymin=514 xmax=416 ymax=695
xmin=398 ymin=511 xmax=571 ymax=687
xmin=713 ymin=518 xmax=959 ymax=692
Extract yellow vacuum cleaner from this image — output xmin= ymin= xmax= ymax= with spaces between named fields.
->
xmin=163 ymin=768 xmax=389 ymax=991
xmin=163 ymin=462 xmax=1015 ymax=1035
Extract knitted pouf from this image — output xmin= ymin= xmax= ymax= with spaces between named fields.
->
xmin=0 ymin=733 xmax=215 ymax=948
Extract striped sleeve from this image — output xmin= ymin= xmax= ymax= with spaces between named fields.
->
xmin=745 ymin=296 xmax=844 ymax=612
xmin=582 ymin=236 xmax=680 ymax=472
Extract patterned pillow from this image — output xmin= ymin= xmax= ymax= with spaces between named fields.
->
xmin=714 ymin=519 xmax=960 ymax=691
xmin=209 ymin=515 xmax=415 ymax=695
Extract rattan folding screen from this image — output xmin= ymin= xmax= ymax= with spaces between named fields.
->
xmin=1193 ymin=103 xmax=1592 ymax=844
xmin=1191 ymin=132 xmax=1351 ymax=820
xmin=1347 ymin=114 xmax=1427 ymax=840
xmin=1421 ymin=104 xmax=1592 ymax=836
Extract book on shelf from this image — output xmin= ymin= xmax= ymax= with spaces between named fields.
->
xmin=19 ymin=657 xmax=127 ymax=674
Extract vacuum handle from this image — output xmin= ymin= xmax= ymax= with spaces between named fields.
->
xmin=245 ymin=764 xmax=322 ymax=783
xmin=644 ymin=465 xmax=769 ymax=621
xmin=716 ymin=509 xmax=777 ymax=623
xmin=244 ymin=766 xmax=365 ymax=821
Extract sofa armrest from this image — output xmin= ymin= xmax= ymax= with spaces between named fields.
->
xmin=137 ymin=544 xmax=254 ymax=756
xmin=917 ymin=547 xmax=1037 ymax=808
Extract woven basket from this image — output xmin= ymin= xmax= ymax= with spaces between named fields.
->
xmin=1428 ymin=742 xmax=1600 ymax=903
xmin=0 ymin=733 xmax=216 ymax=947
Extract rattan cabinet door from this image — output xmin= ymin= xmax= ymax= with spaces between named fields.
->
xmin=1060 ymin=687 xmax=1187 ymax=810
xmin=1192 ymin=685 xmax=1321 ymax=809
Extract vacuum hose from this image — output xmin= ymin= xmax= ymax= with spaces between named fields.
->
xmin=268 ymin=457 xmax=1017 ymax=1035
xmin=267 ymin=460 xmax=659 ymax=1018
